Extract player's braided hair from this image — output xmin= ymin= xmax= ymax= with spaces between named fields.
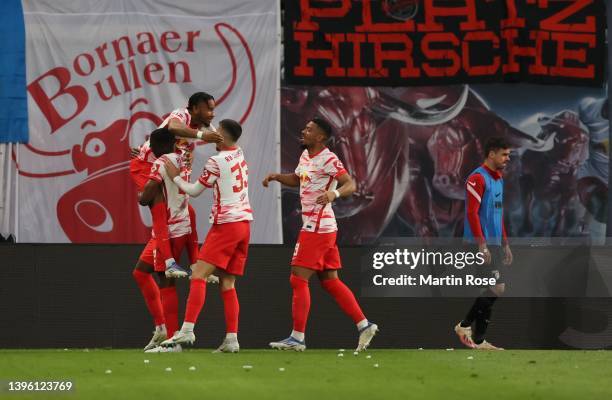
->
xmin=188 ymin=92 xmax=215 ymax=110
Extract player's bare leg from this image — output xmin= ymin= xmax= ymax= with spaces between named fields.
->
xmin=213 ymin=271 xmax=240 ymax=353
xmin=132 ymin=260 xmax=167 ymax=351
xmin=162 ymin=260 xmax=216 ymax=346
xmin=318 ymin=269 xmax=378 ymax=352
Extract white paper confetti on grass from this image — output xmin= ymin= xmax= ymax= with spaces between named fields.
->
xmin=366 ymin=355 xmax=372 ymax=359
xmin=446 ymin=348 xmax=454 ymax=351
xmin=165 ymin=367 xmax=172 ymax=372
xmin=279 ymin=367 xmax=285 ymax=372
xmin=189 ymin=366 xmax=196 ymax=371
xmin=353 ymin=351 xmax=359 ymax=356
xmin=144 ymin=359 xmax=150 ymax=364
xmin=105 ymin=369 xmax=112 ymax=374
xmin=373 ymin=364 xmax=379 ymax=368
xmin=467 ymin=356 xmax=474 ymax=360
xmin=243 ymin=365 xmax=253 ymax=369
xmin=338 ymin=349 xmax=345 ymax=352
xmin=337 ymin=353 xmax=344 ymax=357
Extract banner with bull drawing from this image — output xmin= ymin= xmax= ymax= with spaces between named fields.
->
xmin=281 ymin=83 xmax=609 ymax=245
xmin=11 ymin=0 xmax=281 ymax=243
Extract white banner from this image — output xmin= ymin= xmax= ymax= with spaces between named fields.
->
xmin=16 ymin=0 xmax=281 ymax=243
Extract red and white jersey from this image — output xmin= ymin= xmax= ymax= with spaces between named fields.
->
xmin=198 ymin=146 xmax=253 ymax=224
xmin=148 ymin=153 xmax=191 ymax=238
xmin=295 ymin=148 xmax=347 ymax=233
xmin=136 ymin=107 xmax=216 ymax=175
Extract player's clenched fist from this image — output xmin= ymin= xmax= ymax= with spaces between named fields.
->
xmin=262 ymin=174 xmax=277 ymax=187
xmin=201 ymin=130 xmax=224 ymax=144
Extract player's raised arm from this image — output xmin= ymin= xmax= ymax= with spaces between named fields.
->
xmin=167 ymin=118 xmax=222 ymax=143
xmin=262 ymin=173 xmax=300 ymax=187
xmin=316 ymin=173 xmax=356 ymax=205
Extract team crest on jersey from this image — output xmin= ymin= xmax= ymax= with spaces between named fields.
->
xmin=300 ymin=170 xmax=311 ymax=184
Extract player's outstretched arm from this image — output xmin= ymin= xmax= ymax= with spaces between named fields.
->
xmin=262 ymin=173 xmax=300 ymax=187
xmin=139 ymin=180 xmax=162 ymax=206
xmin=167 ymin=118 xmax=223 ymax=143
xmin=315 ymin=173 xmax=356 ymax=205
xmin=163 ymin=159 xmax=207 ymax=197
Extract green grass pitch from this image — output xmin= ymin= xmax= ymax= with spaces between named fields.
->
xmin=1 ymin=349 xmax=611 ymax=400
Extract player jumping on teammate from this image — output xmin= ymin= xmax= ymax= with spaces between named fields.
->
xmin=133 ymin=127 xmax=198 ymax=352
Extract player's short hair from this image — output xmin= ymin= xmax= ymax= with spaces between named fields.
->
xmin=150 ymin=127 xmax=174 ymax=157
xmin=187 ymin=92 xmax=215 ymax=110
xmin=484 ymin=136 xmax=511 ymax=156
xmin=220 ymin=119 xmax=242 ymax=142
xmin=311 ymin=117 xmax=333 ymax=139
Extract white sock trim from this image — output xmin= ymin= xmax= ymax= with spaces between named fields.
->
xmin=181 ymin=322 xmax=195 ymax=332
xmin=291 ymin=330 xmax=305 ymax=342
xmin=356 ymin=319 xmax=369 ymax=330
xmin=226 ymin=333 xmax=238 ymax=340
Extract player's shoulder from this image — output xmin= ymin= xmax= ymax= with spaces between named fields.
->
xmin=321 ymin=147 xmax=339 ymax=161
xmin=466 ymin=171 xmax=485 ymax=185
xmin=155 ymin=152 xmax=179 ymax=165
xmin=169 ymin=107 xmax=189 ymax=116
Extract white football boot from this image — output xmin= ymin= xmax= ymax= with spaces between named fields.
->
xmin=161 ymin=330 xmax=195 ymax=346
xmin=144 ymin=343 xmax=183 ymax=353
xmin=356 ymin=322 xmax=379 ymax=352
xmin=143 ymin=328 xmax=167 ymax=352
xmin=212 ymin=338 xmax=240 ymax=353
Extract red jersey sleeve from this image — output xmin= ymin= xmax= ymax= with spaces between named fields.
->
xmin=465 ymin=173 xmax=486 ymax=245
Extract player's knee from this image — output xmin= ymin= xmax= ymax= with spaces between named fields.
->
xmin=290 ymin=274 xmax=309 ymax=288
xmin=318 ymin=270 xmax=339 ymax=282
xmin=134 ymin=260 xmax=153 ymax=273
xmin=220 ymin=278 xmax=235 ymax=291
xmin=132 ymin=268 xmax=142 ymax=280
xmin=191 ymin=262 xmax=214 ymax=280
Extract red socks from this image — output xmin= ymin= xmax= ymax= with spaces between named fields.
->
xmin=184 ymin=279 xmax=207 ymax=324
xmin=132 ymin=269 xmax=165 ymax=326
xmin=160 ymin=286 xmax=179 ymax=337
xmin=221 ymin=288 xmax=239 ymax=334
xmin=321 ymin=278 xmax=366 ymax=324
xmin=290 ymin=274 xmax=310 ymax=333
xmin=150 ymin=203 xmax=173 ymax=264
xmin=186 ymin=204 xmax=199 ymax=264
